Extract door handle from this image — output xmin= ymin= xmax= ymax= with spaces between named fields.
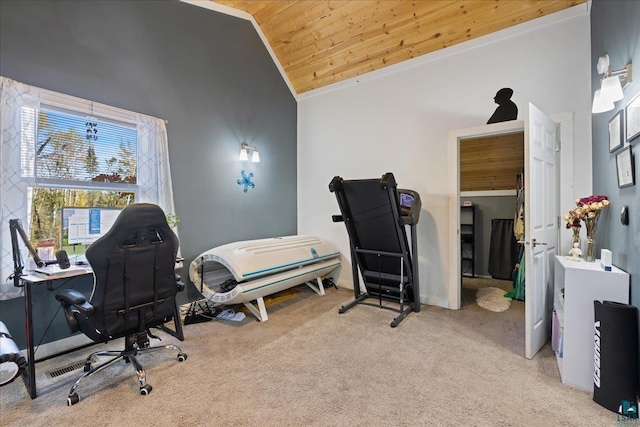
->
xmin=532 ymin=239 xmax=547 ymax=247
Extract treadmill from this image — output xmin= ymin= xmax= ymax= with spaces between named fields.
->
xmin=329 ymin=172 xmax=421 ymax=327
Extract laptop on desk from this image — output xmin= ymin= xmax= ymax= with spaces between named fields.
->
xmin=33 ymin=264 xmax=89 ymax=278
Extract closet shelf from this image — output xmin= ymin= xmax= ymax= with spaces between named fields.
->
xmin=460 ymin=205 xmax=476 ymax=278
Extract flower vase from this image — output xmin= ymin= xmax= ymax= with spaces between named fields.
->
xmin=571 ymin=226 xmax=581 ymax=250
xmin=584 ymin=238 xmax=595 ymax=262
xmin=584 ymin=217 xmax=598 ymax=262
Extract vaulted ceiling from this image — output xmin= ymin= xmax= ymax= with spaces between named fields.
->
xmin=212 ymin=0 xmax=586 ymax=94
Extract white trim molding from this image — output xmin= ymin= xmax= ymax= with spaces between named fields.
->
xmin=460 ymin=190 xmax=517 ymax=197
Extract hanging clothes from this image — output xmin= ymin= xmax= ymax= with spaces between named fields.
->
xmin=505 ymin=253 xmax=525 ymax=300
xmin=507 ymin=171 xmax=525 ymax=301
xmin=488 ymin=219 xmax=519 ymax=280
xmin=513 ymin=172 xmax=525 ymax=244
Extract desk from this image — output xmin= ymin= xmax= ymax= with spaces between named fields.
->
xmin=18 ymin=268 xmax=92 ymax=399
xmin=18 ymin=263 xmax=184 ymax=399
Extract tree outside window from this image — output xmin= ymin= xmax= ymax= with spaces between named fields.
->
xmin=28 ymin=108 xmax=137 ymax=250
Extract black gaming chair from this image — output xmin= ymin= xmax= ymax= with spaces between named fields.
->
xmin=55 ymin=203 xmax=187 ymax=406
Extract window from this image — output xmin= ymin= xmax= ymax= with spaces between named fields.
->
xmin=23 ymin=104 xmax=138 ymax=249
xmin=1 ymin=77 xmax=176 ymax=283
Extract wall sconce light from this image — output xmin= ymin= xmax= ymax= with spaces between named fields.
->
xmin=239 ymin=142 xmax=260 ymax=162
xmin=592 ymin=54 xmax=633 ymax=114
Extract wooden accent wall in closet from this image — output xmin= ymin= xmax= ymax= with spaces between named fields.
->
xmin=460 ymin=132 xmax=524 ymax=191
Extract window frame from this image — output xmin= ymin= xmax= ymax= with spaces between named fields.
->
xmin=25 ymin=90 xmax=140 ymax=195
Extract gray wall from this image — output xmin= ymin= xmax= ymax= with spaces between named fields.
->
xmin=461 ymin=196 xmax=517 ymax=278
xmin=0 ymin=0 xmax=297 ymax=346
xmin=590 ymin=0 xmax=640 ymax=393
xmin=0 ymin=0 xmax=297 ymax=287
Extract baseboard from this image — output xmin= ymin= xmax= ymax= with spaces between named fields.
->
xmin=421 ymin=295 xmax=450 ymax=309
xmin=22 ymin=334 xmax=94 ymax=362
xmin=463 ymin=274 xmax=495 ymax=279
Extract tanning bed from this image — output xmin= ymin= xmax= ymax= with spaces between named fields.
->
xmin=189 ymin=235 xmax=340 ymax=322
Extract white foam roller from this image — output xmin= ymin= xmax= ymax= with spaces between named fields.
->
xmin=0 ymin=321 xmax=27 ymax=386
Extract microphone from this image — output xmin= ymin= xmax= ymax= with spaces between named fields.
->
xmin=10 ymin=219 xmax=69 ymax=269
xmin=38 ymin=250 xmax=71 ymax=269
xmin=54 ymin=250 xmax=71 ymax=269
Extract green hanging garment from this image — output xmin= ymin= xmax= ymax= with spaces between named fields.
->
xmin=505 ymin=253 xmax=525 ymax=301
xmin=506 ymin=171 xmax=525 ymax=301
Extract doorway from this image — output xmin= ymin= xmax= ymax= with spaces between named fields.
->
xmin=458 ymin=130 xmax=524 ymax=309
xmin=447 ymin=119 xmax=525 ymax=310
xmin=448 ymin=107 xmax=571 ymax=359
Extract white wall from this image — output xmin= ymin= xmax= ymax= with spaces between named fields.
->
xmin=297 ymin=5 xmax=592 ymax=309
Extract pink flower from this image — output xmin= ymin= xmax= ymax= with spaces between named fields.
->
xmin=566 ymin=195 xmax=608 ymax=231
xmin=578 ymin=195 xmax=608 ymax=206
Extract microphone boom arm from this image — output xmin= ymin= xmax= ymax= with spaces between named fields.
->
xmin=9 ymin=219 xmax=68 ymax=287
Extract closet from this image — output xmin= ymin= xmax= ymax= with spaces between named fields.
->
xmin=450 ymin=104 xmax=568 ymax=359
xmin=459 ymin=131 xmax=524 ymax=281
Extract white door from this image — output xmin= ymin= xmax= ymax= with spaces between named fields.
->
xmin=524 ymin=102 xmax=559 ymax=359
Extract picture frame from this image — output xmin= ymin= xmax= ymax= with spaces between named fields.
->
xmin=626 ymin=91 xmax=640 ymax=142
xmin=609 ymin=109 xmax=624 ymax=152
xmin=616 ymin=145 xmax=635 ymax=188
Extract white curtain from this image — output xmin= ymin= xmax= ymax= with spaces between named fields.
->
xmin=135 ymin=114 xmax=180 ymax=250
xmin=136 ymin=115 xmax=174 ymax=216
xmin=0 ymin=77 xmax=40 ymax=290
xmin=0 ymin=76 xmax=178 ymax=288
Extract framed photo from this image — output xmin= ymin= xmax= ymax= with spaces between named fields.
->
xmin=626 ymin=91 xmax=640 ymax=142
xmin=616 ymin=146 xmax=635 ymax=188
xmin=609 ymin=109 xmax=624 ymax=152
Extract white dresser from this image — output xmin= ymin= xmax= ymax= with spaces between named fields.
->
xmin=553 ymin=255 xmax=629 ymax=392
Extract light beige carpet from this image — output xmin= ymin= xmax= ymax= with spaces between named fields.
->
xmin=0 ymin=286 xmax=615 ymax=426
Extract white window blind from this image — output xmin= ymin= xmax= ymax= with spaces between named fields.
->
xmin=30 ymin=106 xmax=137 ymax=189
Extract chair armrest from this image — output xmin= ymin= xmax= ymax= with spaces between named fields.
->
xmin=55 ymin=289 xmax=94 ymax=333
xmin=55 ymin=289 xmax=92 ymax=312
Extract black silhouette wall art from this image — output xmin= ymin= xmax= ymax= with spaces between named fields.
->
xmin=487 ymin=88 xmax=518 ymax=124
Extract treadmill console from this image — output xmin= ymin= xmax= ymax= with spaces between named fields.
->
xmin=400 ymin=193 xmax=414 ymax=207
xmin=398 ymin=189 xmax=421 ymax=224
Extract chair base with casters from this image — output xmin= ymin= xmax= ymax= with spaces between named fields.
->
xmin=64 ymin=328 xmax=187 ymax=406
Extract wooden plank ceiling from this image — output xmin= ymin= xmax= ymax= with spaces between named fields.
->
xmin=460 ymin=132 xmax=524 ymax=192
xmin=212 ymin=0 xmax=585 ymax=94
